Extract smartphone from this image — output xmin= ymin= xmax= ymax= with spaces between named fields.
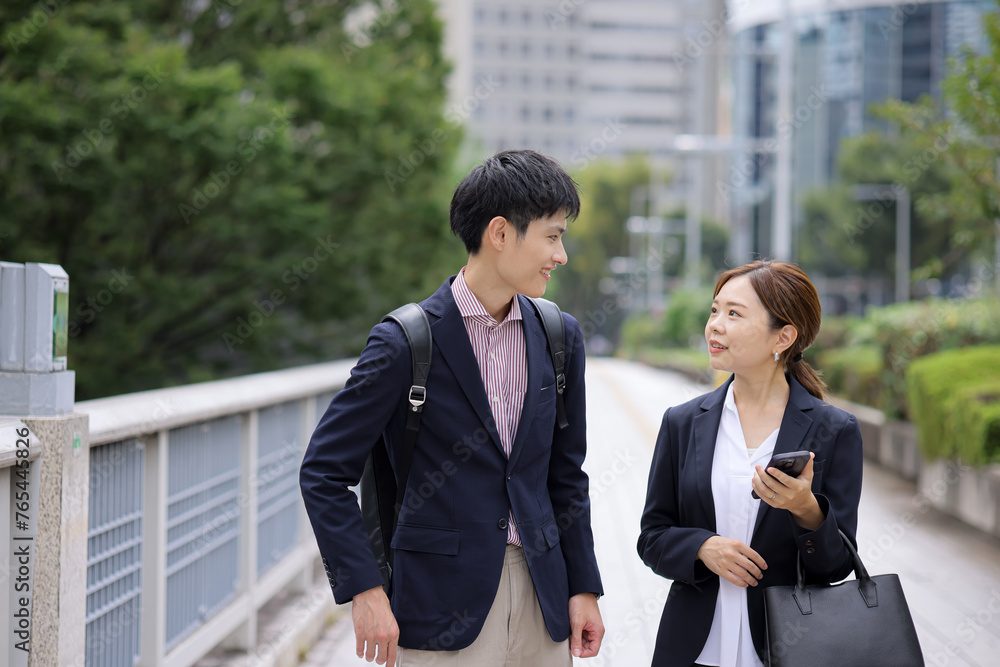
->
xmin=751 ymin=450 xmax=812 ymax=499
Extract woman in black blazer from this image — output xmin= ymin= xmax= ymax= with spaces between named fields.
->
xmin=637 ymin=260 xmax=863 ymax=667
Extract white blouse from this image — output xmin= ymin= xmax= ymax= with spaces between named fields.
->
xmin=695 ymin=383 xmax=779 ymax=667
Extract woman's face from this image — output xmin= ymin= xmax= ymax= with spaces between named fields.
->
xmin=705 ymin=275 xmax=783 ymax=374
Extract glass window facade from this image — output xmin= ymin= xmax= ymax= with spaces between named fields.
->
xmin=729 ymin=0 xmax=995 ymax=264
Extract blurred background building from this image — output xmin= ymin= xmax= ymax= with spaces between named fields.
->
xmin=726 ymin=0 xmax=995 ymax=304
xmin=435 ymin=0 xmax=730 ymax=226
xmin=434 ymin=0 xmax=996 ymax=315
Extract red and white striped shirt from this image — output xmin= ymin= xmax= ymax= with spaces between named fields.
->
xmin=450 ymin=268 xmax=527 ymax=546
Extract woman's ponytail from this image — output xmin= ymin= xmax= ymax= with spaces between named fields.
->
xmin=787 ymin=353 xmax=827 ymax=400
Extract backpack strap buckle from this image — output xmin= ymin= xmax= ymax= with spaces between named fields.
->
xmin=408 ymin=385 xmax=426 ymax=409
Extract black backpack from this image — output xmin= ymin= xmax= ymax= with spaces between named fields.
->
xmin=360 ymin=298 xmax=569 ymax=595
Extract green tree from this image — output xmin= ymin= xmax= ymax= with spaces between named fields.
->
xmin=798 ymin=132 xmax=962 ymax=279
xmin=1 ymin=0 xmax=464 ymax=399
xmin=799 ymin=4 xmax=1000 ymax=285
xmin=549 ymin=156 xmax=727 ymax=346
xmin=548 ymin=155 xmax=655 ymax=344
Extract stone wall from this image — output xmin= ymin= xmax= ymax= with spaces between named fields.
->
xmin=829 ymin=396 xmax=1000 ymax=540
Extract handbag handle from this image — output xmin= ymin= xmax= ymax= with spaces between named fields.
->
xmin=792 ymin=529 xmax=878 ymax=614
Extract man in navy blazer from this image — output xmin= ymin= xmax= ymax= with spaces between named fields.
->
xmin=637 ymin=374 xmax=863 ymax=666
xmin=300 ymin=150 xmax=604 ymax=665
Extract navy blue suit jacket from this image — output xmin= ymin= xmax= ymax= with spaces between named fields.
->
xmin=637 ymin=375 xmax=863 ymax=666
xmin=300 ymin=277 xmax=603 ymax=650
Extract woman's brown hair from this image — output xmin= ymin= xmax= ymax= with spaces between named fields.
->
xmin=713 ymin=259 xmax=827 ymax=399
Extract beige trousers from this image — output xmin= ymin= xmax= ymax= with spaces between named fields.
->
xmin=398 ymin=544 xmax=572 ymax=667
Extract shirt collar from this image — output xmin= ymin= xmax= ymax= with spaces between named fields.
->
xmin=724 ymin=381 xmax=739 ymax=415
xmin=451 ymin=267 xmax=522 ymax=327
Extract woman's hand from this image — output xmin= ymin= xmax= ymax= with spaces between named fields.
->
xmin=696 ymin=535 xmax=767 ymax=588
xmin=753 ymin=452 xmax=825 ymax=530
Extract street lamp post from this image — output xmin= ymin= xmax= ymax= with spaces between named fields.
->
xmin=853 ymin=184 xmax=911 ymax=303
xmin=623 ymin=215 xmax=684 ymax=314
xmin=654 ymin=135 xmax=777 ymax=287
xmin=995 ymin=156 xmax=1000 ymax=293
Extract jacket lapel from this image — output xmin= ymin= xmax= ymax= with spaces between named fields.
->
xmin=421 ymin=278 xmax=504 ymax=454
xmin=506 ymin=296 xmax=544 ymax=472
xmin=693 ymin=378 xmax=731 ymax=528
xmin=752 ymin=376 xmax=816 ymax=535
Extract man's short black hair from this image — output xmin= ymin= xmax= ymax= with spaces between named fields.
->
xmin=449 ymin=149 xmax=581 ymax=254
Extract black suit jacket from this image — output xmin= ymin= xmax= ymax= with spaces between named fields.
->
xmin=300 ymin=277 xmax=603 ymax=650
xmin=637 ymin=375 xmax=863 ymax=666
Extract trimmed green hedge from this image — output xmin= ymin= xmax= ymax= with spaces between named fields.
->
xmin=817 ymin=345 xmax=882 ymax=407
xmin=906 ymin=345 xmax=1000 ymax=464
xmin=816 ymin=297 xmax=1000 ymax=417
xmin=866 ymin=298 xmax=1000 ymax=418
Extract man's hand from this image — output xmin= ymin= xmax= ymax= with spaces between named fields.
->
xmin=568 ymin=592 xmax=604 ymax=658
xmin=352 ymin=586 xmax=399 ymax=665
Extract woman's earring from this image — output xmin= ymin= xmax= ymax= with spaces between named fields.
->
xmin=774 ymin=352 xmax=780 ymax=362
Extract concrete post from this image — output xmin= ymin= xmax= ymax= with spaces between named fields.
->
xmin=23 ymin=414 xmax=89 ymax=667
xmin=0 ymin=260 xmax=87 ymax=667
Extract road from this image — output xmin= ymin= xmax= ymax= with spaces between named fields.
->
xmin=302 ymin=357 xmax=1000 ymax=667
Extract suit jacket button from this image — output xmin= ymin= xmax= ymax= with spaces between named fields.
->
xmin=806 ymin=547 xmax=816 ymax=554
xmin=498 ymin=518 xmax=508 ymax=530
xmin=805 ymin=540 xmax=814 ymax=546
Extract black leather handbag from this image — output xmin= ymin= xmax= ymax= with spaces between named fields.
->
xmin=762 ymin=530 xmax=924 ymax=666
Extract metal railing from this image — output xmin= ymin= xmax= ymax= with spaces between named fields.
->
xmin=86 ymin=438 xmax=144 ymax=667
xmin=77 ymin=361 xmax=353 ymax=667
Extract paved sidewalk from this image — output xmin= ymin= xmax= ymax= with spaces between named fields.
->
xmin=305 ymin=358 xmax=1000 ymax=666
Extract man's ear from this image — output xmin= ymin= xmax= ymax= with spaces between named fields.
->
xmin=484 ymin=216 xmax=509 ymax=252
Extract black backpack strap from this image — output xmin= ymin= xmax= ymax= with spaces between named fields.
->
xmin=382 ymin=303 xmax=432 ymax=520
xmin=360 ymin=303 xmax=432 ymax=596
xmin=528 ymin=297 xmax=569 ymax=430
